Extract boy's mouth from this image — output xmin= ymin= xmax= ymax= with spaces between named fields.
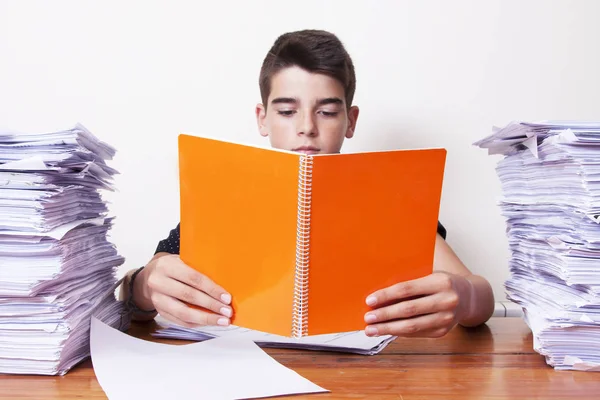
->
xmin=292 ymin=146 xmax=320 ymax=155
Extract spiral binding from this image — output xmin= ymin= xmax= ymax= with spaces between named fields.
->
xmin=292 ymin=155 xmax=313 ymax=338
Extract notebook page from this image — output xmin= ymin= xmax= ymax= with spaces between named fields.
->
xmin=153 ymin=315 xmax=396 ymax=355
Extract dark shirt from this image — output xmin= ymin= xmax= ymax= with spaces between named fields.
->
xmin=155 ymin=221 xmax=447 ymax=255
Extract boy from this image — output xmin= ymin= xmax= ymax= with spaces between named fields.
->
xmin=120 ymin=30 xmax=495 ymax=338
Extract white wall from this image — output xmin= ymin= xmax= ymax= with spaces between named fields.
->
xmin=1 ymin=0 xmax=599 ymax=300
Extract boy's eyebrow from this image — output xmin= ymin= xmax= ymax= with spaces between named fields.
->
xmin=271 ymin=97 xmax=298 ymax=105
xmin=270 ymin=97 xmax=344 ymax=106
xmin=316 ymin=97 xmax=343 ymax=106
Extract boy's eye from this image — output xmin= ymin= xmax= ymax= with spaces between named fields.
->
xmin=277 ymin=110 xmax=296 ymax=116
xmin=319 ymin=111 xmax=338 ymax=117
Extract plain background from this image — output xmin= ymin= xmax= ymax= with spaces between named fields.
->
xmin=1 ymin=0 xmax=599 ymax=300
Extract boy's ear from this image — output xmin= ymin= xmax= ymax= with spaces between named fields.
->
xmin=345 ymin=105 xmax=359 ymax=139
xmin=256 ymin=103 xmax=269 ymax=137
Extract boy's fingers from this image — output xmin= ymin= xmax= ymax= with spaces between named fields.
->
xmin=155 ymin=294 xmax=230 ymax=327
xmin=366 ymin=276 xmax=430 ymax=307
xmin=166 ymin=257 xmax=231 ymax=304
xmin=364 ymin=292 xmax=448 ymax=323
xmin=159 ymin=310 xmax=200 ymax=329
xmin=366 ymin=272 xmax=455 ymax=307
xmin=159 ymin=277 xmax=232 ymax=318
xmin=365 ymin=312 xmax=452 ymax=337
xmin=401 ymin=327 xmax=452 ymax=338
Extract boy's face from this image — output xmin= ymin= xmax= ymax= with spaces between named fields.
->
xmin=256 ymin=66 xmax=359 ymax=155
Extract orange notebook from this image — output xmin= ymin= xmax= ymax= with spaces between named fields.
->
xmin=178 ymin=134 xmax=446 ymax=337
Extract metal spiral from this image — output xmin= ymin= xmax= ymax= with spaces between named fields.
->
xmin=292 ymin=155 xmax=313 ymax=338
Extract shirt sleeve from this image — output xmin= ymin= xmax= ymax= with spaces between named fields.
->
xmin=155 ymin=223 xmax=181 ymax=255
xmin=437 ymin=221 xmax=447 ymax=240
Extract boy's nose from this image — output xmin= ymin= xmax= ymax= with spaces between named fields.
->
xmin=297 ymin=112 xmax=317 ymax=137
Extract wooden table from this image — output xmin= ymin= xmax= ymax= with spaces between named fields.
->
xmin=1 ymin=317 xmax=599 ymax=399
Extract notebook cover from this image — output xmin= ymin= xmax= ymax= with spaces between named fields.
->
xmin=306 ymin=148 xmax=446 ymax=334
xmin=178 ymin=135 xmax=300 ymax=336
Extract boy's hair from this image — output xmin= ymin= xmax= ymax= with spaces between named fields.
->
xmin=259 ymin=29 xmax=356 ymax=109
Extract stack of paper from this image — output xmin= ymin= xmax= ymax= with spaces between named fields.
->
xmin=475 ymin=121 xmax=600 ymax=371
xmin=0 ymin=124 xmax=129 ymax=375
xmin=153 ymin=315 xmax=396 ymax=355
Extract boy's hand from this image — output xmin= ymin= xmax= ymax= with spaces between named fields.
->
xmin=363 ymin=272 xmax=472 ymax=338
xmin=137 ymin=254 xmax=233 ymax=328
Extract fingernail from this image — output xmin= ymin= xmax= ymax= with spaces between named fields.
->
xmin=217 ymin=317 xmax=230 ymax=326
xmin=365 ymin=326 xmax=379 ymax=336
xmin=221 ymin=293 xmax=232 ymax=304
xmin=220 ymin=307 xmax=232 ymax=318
xmin=364 ymin=313 xmax=377 ymax=323
xmin=366 ymin=295 xmax=377 ymax=306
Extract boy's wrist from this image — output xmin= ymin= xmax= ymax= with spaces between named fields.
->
xmin=129 ymin=266 xmax=157 ymax=315
xmin=458 ymin=275 xmax=480 ymax=325
xmin=454 ymin=274 xmax=475 ymax=324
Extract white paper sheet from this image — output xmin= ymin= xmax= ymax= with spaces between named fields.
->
xmin=90 ymin=317 xmax=327 ymax=400
xmin=0 ymin=156 xmax=48 ymax=171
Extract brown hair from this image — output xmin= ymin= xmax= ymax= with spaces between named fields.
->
xmin=259 ymin=29 xmax=356 ymax=109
